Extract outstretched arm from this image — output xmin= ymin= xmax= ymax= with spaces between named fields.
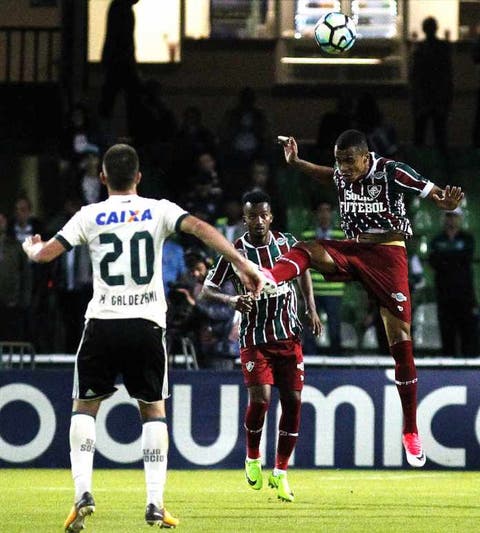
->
xmin=180 ymin=215 xmax=264 ymax=296
xmin=427 ymin=185 xmax=464 ymax=210
xmin=200 ymin=285 xmax=254 ymax=313
xmin=282 ymin=136 xmax=334 ymax=185
xmin=23 ymin=234 xmax=66 ymax=263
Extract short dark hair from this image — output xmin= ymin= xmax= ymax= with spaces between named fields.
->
xmin=422 ymin=17 xmax=437 ymax=36
xmin=184 ymin=248 xmax=211 ymax=269
xmin=102 ymin=144 xmax=139 ymax=191
xmin=314 ymin=199 xmax=333 ymax=210
xmin=335 ymin=129 xmax=369 ymax=152
xmin=242 ymin=189 xmax=271 ymax=206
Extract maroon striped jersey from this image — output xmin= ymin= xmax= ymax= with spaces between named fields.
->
xmin=334 ymin=152 xmax=434 ymax=238
xmin=204 ymin=231 xmax=302 ymax=348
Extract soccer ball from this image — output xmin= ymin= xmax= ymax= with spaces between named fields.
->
xmin=314 ymin=12 xmax=357 ymax=55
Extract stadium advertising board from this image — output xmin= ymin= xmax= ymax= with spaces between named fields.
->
xmin=0 ymin=368 xmax=479 ymax=469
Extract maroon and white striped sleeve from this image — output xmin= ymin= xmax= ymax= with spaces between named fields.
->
xmin=204 ymin=256 xmax=233 ymax=289
xmin=391 ymin=162 xmax=435 ymax=198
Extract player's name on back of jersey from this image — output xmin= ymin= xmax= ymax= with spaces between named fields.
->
xmin=100 ymin=290 xmax=158 ymax=306
xmin=96 ymin=208 xmax=153 ymax=225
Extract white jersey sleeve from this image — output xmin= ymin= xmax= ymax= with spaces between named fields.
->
xmin=55 ymin=208 xmax=89 ymax=248
xmin=56 ymin=195 xmax=188 ymax=328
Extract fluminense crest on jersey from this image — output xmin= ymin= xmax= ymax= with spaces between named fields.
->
xmin=367 ymin=184 xmax=382 ymax=199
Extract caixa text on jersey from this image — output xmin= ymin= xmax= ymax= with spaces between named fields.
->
xmin=95 ymin=209 xmax=153 ymax=225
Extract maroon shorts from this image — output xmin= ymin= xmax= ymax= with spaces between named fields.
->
xmin=240 ymin=338 xmax=304 ymax=391
xmin=318 ymin=239 xmax=412 ymax=324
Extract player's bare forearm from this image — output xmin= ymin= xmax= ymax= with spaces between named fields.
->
xmin=180 ymin=215 xmax=245 ymax=268
xmin=428 ymin=185 xmax=464 ymax=210
xmin=22 ymin=235 xmax=66 ymax=263
xmin=200 ymin=285 xmax=233 ymax=306
xmin=298 ymin=270 xmax=316 ymax=311
xmin=298 ymin=270 xmax=323 ymax=335
xmin=201 ymin=285 xmax=254 ymax=312
xmin=281 ymin=136 xmax=333 ymax=185
xmin=180 ymin=215 xmax=263 ymax=295
xmin=291 ymin=158 xmax=334 ymax=185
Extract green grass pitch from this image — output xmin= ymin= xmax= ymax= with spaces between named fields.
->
xmin=1 ymin=469 xmax=479 ymax=532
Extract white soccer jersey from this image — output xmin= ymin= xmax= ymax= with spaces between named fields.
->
xmin=56 ymin=194 xmax=188 ymax=327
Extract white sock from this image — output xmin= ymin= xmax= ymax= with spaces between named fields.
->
xmin=69 ymin=413 xmax=96 ymax=502
xmin=273 ymin=468 xmax=287 ymax=476
xmin=142 ymin=419 xmax=169 ymax=508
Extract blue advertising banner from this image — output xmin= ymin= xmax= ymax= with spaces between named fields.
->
xmin=1 ymin=368 xmax=479 ymax=469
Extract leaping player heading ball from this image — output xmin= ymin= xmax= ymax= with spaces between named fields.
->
xmin=262 ymin=130 xmax=463 ymax=467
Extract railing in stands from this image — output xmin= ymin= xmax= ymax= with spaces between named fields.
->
xmin=0 ymin=26 xmax=61 ymax=83
xmin=2 ymin=353 xmax=480 ymax=369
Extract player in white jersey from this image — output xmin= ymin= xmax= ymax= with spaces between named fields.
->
xmin=22 ymin=144 xmax=264 ymax=532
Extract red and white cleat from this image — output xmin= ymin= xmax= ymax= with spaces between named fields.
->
xmin=402 ymin=432 xmax=426 ymax=467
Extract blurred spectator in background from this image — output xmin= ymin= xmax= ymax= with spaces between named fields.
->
xmin=0 ymin=212 xmax=31 ymax=341
xmin=75 ymin=148 xmax=105 ymax=205
xmin=162 ymin=236 xmax=186 ymax=297
xmin=181 ymin=154 xmax=224 ymax=226
xmin=12 ymin=196 xmax=42 ymax=244
xmin=316 ymin=92 xmax=353 ymax=161
xmin=181 ymin=175 xmax=221 ymax=225
xmin=354 ymin=92 xmax=398 ymax=158
xmin=167 ymin=249 xmax=237 ymax=367
xmin=215 ymin=197 xmax=244 ymax=243
xmin=50 ymin=198 xmax=93 ymax=353
xmin=11 ymin=196 xmax=48 ymax=349
xmin=301 ymin=200 xmax=344 ymax=354
xmin=133 ymin=79 xmax=177 ymax=148
xmin=61 ymin=102 xmax=101 ymax=163
xmin=193 ymin=151 xmax=223 ymax=192
xmin=408 ymin=245 xmax=426 ymax=295
xmin=221 ymin=86 xmax=270 ymax=178
xmin=173 ymin=106 xmax=217 ymax=187
xmin=429 ymin=208 xmax=478 ymax=356
xmin=409 ymin=16 xmax=453 ymax=151
xmin=175 ymin=106 xmax=217 ymax=172
xmin=247 ymin=159 xmax=286 ymax=228
xmin=99 ymin=0 xmax=141 ymax=138
xmin=472 ymin=22 xmax=480 ymax=147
